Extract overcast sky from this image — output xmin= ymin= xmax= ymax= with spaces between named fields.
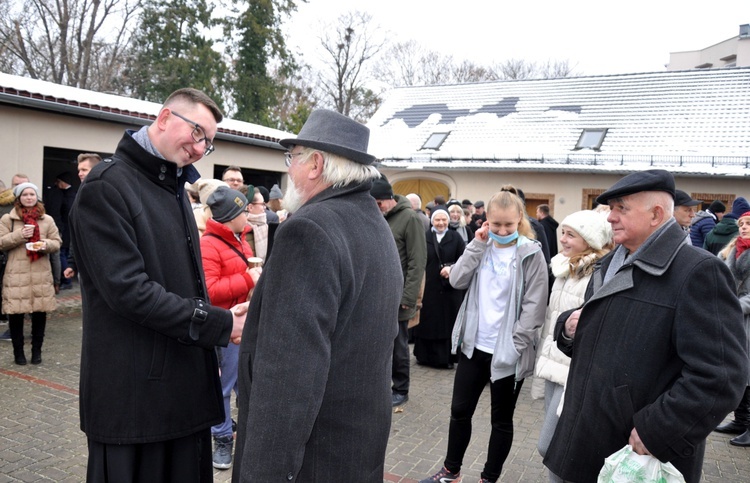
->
xmin=284 ymin=0 xmax=748 ymax=77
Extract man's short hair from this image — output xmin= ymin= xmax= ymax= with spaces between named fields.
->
xmin=164 ymin=88 xmax=223 ymax=123
xmin=434 ymin=195 xmax=446 ymax=206
xmin=222 ymin=166 xmax=243 ymax=179
xmin=538 ymin=204 xmax=550 ymax=215
xmin=77 ymin=153 xmax=102 ymax=165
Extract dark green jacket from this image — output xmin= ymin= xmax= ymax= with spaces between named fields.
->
xmin=704 ymin=216 xmax=738 ymax=255
xmin=385 ymin=195 xmax=427 ymax=321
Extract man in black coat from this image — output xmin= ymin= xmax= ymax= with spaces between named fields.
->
xmin=70 ymin=88 xmax=247 ymax=482
xmin=233 ymin=110 xmax=403 ymax=482
xmin=536 ymin=203 xmax=558 ymax=258
xmin=545 ymin=170 xmax=748 ymax=483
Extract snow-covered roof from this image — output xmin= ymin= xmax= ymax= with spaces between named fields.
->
xmin=368 ymin=68 xmax=750 ymax=176
xmin=0 ymin=73 xmax=291 ymax=148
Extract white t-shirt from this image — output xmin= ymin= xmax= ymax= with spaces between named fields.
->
xmin=475 ymin=243 xmax=517 ymax=353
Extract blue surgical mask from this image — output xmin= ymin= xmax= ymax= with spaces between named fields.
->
xmin=489 ymin=230 xmax=519 ymax=245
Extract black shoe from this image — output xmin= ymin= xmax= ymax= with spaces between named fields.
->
xmin=729 ymin=429 xmax=750 ymax=447
xmin=14 ymin=352 xmax=27 ymax=365
xmin=714 ymin=420 xmax=748 ymax=434
xmin=392 ymin=393 xmax=408 ymax=407
xmin=31 ymin=351 xmax=42 ymax=365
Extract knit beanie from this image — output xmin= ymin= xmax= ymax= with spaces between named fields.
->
xmin=13 ymin=182 xmax=40 ymax=199
xmin=189 ymin=178 xmax=228 ymax=206
xmin=269 ymin=184 xmax=283 ymax=200
xmin=560 ymin=210 xmax=613 ymax=251
xmin=257 ymin=186 xmax=270 ymax=203
xmin=725 ymin=197 xmax=750 ymax=220
xmin=370 ymin=176 xmax=393 ymax=200
xmin=207 ymin=187 xmax=248 ymax=223
xmin=708 ymin=200 xmax=726 ymax=214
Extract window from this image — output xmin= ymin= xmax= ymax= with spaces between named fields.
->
xmin=574 ymin=129 xmax=608 ymax=151
xmin=421 ymin=132 xmax=450 ymax=150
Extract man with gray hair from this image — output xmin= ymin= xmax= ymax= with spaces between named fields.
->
xmin=406 ymin=192 xmax=430 ymax=231
xmin=545 ymin=170 xmax=747 ymax=483
xmin=233 ymin=109 xmax=403 ymax=482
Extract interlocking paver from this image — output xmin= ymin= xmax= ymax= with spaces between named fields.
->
xmin=1 ymin=283 xmax=747 ymax=482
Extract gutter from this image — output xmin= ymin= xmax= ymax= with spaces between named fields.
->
xmin=0 ymin=90 xmax=285 ymax=151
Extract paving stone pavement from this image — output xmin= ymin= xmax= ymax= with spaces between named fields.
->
xmin=1 ymin=283 xmax=748 ymax=482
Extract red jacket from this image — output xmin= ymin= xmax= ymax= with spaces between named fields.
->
xmin=201 ymin=218 xmax=255 ymax=309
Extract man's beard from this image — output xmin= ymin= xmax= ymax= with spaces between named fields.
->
xmin=282 ymin=177 xmax=305 ymax=214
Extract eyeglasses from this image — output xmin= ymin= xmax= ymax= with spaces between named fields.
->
xmin=284 ymin=151 xmax=304 ymax=167
xmin=223 ymin=177 xmax=243 ymax=184
xmin=172 ymin=111 xmax=215 ymax=156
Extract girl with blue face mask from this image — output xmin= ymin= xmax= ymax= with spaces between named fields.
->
xmin=419 ymin=188 xmax=548 ymax=483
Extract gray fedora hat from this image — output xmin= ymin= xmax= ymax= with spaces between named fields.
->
xmin=280 ymin=109 xmax=376 ymax=165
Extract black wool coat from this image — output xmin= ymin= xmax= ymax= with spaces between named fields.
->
xmin=70 ymin=131 xmax=233 ymax=444
xmin=545 ymin=221 xmax=748 ymax=483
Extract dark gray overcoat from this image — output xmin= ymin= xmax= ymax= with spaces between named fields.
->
xmin=232 ymin=181 xmax=403 ymax=482
xmin=545 ymin=220 xmax=748 ymax=483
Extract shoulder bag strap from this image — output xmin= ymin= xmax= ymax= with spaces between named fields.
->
xmin=204 ymin=233 xmax=249 ymax=267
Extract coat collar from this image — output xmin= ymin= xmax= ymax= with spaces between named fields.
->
xmin=589 ymin=220 xmax=686 ymax=302
xmin=115 ymin=130 xmax=201 ymax=194
xmin=297 ymin=179 xmax=373 ymax=210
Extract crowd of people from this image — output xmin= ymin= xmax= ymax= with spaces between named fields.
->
xmin=1 ymin=86 xmax=748 ymax=483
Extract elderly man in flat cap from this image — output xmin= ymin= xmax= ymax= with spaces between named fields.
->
xmin=544 ymin=169 xmax=748 ymax=483
xmin=232 ymin=110 xmax=403 ymax=482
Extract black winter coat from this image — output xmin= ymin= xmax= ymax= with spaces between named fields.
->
xmin=70 ymin=131 xmax=232 ymax=444
xmin=546 ymin=221 xmax=748 ymax=483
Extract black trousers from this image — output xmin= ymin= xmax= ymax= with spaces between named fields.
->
xmin=86 ymin=429 xmax=213 ymax=483
xmin=392 ymin=319 xmax=410 ymax=394
xmin=444 ymin=350 xmax=523 ymax=482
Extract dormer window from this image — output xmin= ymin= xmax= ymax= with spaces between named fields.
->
xmin=422 ymin=132 xmax=450 ymax=150
xmin=574 ymin=128 xmax=608 ymax=151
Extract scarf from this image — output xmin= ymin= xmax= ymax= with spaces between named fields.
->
xmin=246 ymin=212 xmax=268 ymax=261
xmin=736 ymin=236 xmax=750 ymax=259
xmin=21 ymin=206 xmax=43 ymax=261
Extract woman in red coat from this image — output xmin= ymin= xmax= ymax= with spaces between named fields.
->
xmin=200 ymin=187 xmax=262 ymax=470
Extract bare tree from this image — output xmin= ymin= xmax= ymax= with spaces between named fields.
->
xmin=317 ymin=10 xmax=386 ymax=120
xmin=450 ymin=60 xmax=498 ymax=83
xmin=375 ymin=41 xmax=504 ymax=87
xmin=492 ymin=58 xmax=579 ymax=80
xmin=0 ymin=0 xmax=140 ymax=92
xmin=537 ymin=59 xmax=578 ymax=79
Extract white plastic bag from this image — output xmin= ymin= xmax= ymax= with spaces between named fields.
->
xmin=597 ymin=444 xmax=686 ymax=483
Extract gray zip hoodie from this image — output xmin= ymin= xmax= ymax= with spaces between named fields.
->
xmin=449 ymin=235 xmax=548 ymax=381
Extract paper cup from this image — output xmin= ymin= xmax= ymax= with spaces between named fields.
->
xmin=247 ymin=257 xmax=263 ymax=268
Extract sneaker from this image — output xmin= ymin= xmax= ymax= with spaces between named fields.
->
xmin=392 ymin=392 xmax=409 ymax=407
xmin=0 ymin=329 xmax=10 ymax=341
xmin=212 ymin=436 xmax=233 ymax=470
xmin=419 ymin=466 xmax=461 ymax=483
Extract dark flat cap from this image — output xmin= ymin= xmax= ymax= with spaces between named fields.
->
xmin=674 ymin=190 xmax=701 ymax=207
xmin=474 ymin=200 xmax=485 ymax=208
xmin=595 ymin=169 xmax=675 ymax=205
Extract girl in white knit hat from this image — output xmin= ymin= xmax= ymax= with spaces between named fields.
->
xmin=532 ymin=209 xmax=613 ymax=482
